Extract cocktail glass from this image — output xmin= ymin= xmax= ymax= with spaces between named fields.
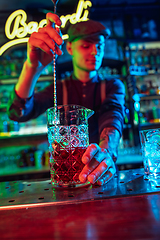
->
xmin=140 ymin=128 xmax=160 ymax=183
xmin=47 ymin=105 xmax=94 ymax=188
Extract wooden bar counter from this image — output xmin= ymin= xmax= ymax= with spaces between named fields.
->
xmin=0 ymin=168 xmax=160 ymax=240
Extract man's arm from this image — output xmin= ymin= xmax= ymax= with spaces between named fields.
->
xmin=79 ymin=127 xmax=120 ymax=186
xmin=7 ymin=13 xmax=63 ymax=121
xmin=99 ymin=127 xmax=120 ymax=163
xmin=15 ymin=60 xmax=44 ymax=99
xmin=15 ymin=13 xmax=63 ymax=99
xmin=79 ymin=79 xmax=125 ymax=186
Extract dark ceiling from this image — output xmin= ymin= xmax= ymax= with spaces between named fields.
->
xmin=0 ymin=0 xmax=159 ymax=12
xmin=1 ymin=0 xmax=77 ymax=12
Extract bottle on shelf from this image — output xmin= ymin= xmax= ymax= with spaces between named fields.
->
xmin=148 ymin=19 xmax=158 ymax=40
xmin=132 ymin=16 xmax=142 ymax=39
xmin=155 ymin=48 xmax=160 ymax=72
xmin=141 ymin=17 xmax=150 ymax=39
xmin=149 ymin=49 xmax=156 ymax=73
xmin=136 ymin=49 xmax=143 ymax=66
xmin=142 ymin=47 xmax=150 ymax=69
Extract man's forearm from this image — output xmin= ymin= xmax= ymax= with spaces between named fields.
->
xmin=15 ymin=60 xmax=44 ymax=99
xmin=99 ymin=127 xmax=121 ymax=162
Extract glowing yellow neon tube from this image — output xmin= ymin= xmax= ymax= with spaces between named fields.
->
xmin=0 ymin=35 xmax=69 ymax=56
xmin=0 ymin=0 xmax=92 ymax=55
xmin=0 ymin=38 xmax=29 ymax=55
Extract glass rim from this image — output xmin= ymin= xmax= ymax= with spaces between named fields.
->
xmin=46 ymin=104 xmax=92 ymax=111
xmin=140 ymin=128 xmax=160 ymax=133
xmin=46 ymin=104 xmax=94 ymax=118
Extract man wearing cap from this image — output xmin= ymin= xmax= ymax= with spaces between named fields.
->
xmin=7 ymin=13 xmax=125 ymax=186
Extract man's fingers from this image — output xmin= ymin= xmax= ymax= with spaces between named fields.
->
xmin=80 ymin=143 xmax=115 ymax=185
xmin=88 ymin=161 xmax=109 ymax=184
xmin=29 ymin=30 xmax=63 ymax=57
xmin=39 ymin=26 xmax=63 ymax=46
xmin=82 ymin=144 xmax=101 ymax=164
xmin=28 ymin=35 xmax=53 ymax=57
xmin=46 ymin=12 xmax=62 ymax=26
xmin=80 ymin=149 xmax=116 ymax=185
xmin=87 ymin=154 xmax=114 ymax=184
xmin=79 ymin=150 xmax=110 ymax=183
xmin=79 ymin=159 xmax=100 ymax=183
xmin=55 ymin=45 xmax=63 ymax=56
xmin=96 ymin=166 xmax=116 ymax=186
xmin=46 ymin=13 xmax=62 ymax=44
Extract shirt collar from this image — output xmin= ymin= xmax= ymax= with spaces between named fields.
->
xmin=71 ymin=73 xmax=99 ymax=83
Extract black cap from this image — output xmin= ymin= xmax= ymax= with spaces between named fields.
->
xmin=67 ymin=19 xmax=110 ymax=42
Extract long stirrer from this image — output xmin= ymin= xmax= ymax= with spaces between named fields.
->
xmin=51 ymin=0 xmax=59 ymax=108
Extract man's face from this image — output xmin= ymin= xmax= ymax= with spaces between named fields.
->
xmin=69 ymin=35 xmax=105 ymax=72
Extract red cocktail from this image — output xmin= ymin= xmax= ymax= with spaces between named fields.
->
xmin=50 ymin=145 xmax=86 ymax=187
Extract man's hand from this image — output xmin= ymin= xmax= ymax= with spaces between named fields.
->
xmin=15 ymin=12 xmax=63 ymax=99
xmin=27 ymin=13 xmax=63 ymax=68
xmin=79 ymin=143 xmax=116 ymax=186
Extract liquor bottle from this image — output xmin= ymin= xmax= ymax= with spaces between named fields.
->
xmin=149 ymin=49 xmax=156 ymax=72
xmin=155 ymin=48 xmax=160 ymax=72
xmin=136 ymin=50 xmax=143 ymax=66
xmin=148 ymin=19 xmax=158 ymax=39
xmin=141 ymin=17 xmax=150 ymax=39
xmin=142 ymin=47 xmax=150 ymax=68
xmin=132 ymin=17 xmax=142 ymax=39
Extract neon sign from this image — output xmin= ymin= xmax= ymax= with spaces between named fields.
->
xmin=0 ymin=0 xmax=92 ymax=55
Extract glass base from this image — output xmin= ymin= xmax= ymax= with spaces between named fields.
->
xmin=51 ymin=181 xmax=90 ymax=188
xmin=144 ymin=173 xmax=160 ymax=180
xmin=144 ymin=173 xmax=160 ymax=186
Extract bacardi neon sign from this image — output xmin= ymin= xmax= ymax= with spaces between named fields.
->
xmin=0 ymin=0 xmax=92 ymax=55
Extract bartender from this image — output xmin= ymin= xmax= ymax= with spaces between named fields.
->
xmin=7 ymin=13 xmax=125 ymax=186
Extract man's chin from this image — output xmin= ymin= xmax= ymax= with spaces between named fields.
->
xmin=87 ymin=63 xmax=101 ymax=71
